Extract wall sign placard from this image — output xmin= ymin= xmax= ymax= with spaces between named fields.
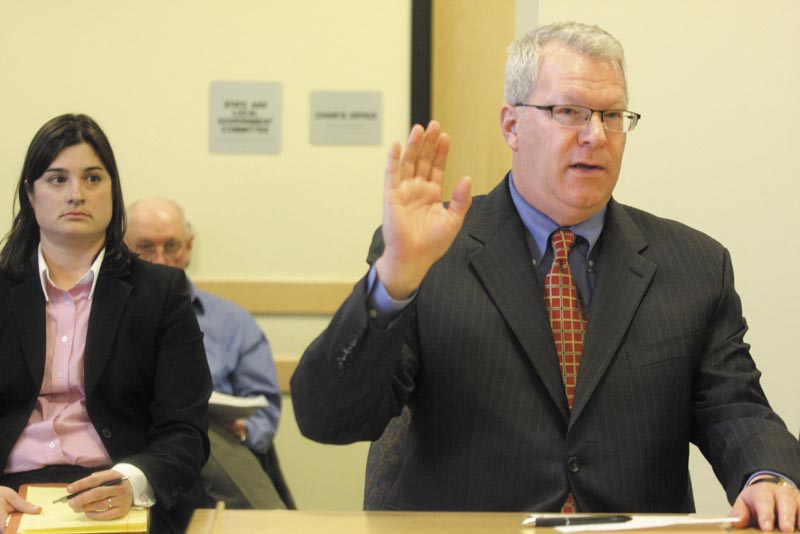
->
xmin=209 ymin=81 xmax=281 ymax=154
xmin=310 ymin=91 xmax=382 ymax=145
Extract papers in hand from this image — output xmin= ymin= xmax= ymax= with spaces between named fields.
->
xmin=208 ymin=391 xmax=268 ymax=423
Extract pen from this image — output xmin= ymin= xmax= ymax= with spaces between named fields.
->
xmin=52 ymin=476 xmax=129 ymax=504
xmin=529 ymin=514 xmax=633 ymax=527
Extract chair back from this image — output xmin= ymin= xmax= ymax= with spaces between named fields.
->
xmin=260 ymin=444 xmax=297 ymax=509
xmin=363 ymin=406 xmax=412 ymax=510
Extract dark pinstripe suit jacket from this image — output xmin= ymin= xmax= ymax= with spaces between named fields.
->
xmin=292 ymin=176 xmax=800 ymax=512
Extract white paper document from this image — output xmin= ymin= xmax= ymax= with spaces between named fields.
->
xmin=522 ymin=514 xmax=738 ymax=532
xmin=208 ymin=391 xmax=268 ymax=423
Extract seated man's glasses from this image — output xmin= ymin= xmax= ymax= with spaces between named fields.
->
xmin=514 ymin=104 xmax=642 ymax=132
xmin=132 ymin=240 xmax=184 ymax=260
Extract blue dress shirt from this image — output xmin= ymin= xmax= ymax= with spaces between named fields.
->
xmin=190 ymin=281 xmax=281 ymax=455
xmin=508 ymin=173 xmax=604 ymax=309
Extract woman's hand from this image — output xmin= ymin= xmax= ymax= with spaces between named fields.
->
xmin=65 ymin=470 xmax=133 ymax=521
xmin=0 ymin=486 xmax=41 ymax=533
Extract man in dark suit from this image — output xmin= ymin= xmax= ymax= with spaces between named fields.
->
xmin=291 ymin=21 xmax=800 ymax=531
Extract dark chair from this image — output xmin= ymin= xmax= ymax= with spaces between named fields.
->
xmin=259 ymin=444 xmax=297 ymax=509
xmin=363 ymin=406 xmax=412 ymax=510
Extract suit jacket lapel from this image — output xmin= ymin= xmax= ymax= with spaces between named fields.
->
xmin=468 ymin=179 xmax=570 ymax=418
xmin=570 ymin=200 xmax=656 ymax=423
xmin=84 ymin=272 xmax=132 ymax=397
xmin=10 ymin=276 xmax=47 ymax=390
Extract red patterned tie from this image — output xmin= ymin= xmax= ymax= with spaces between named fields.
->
xmin=544 ymin=229 xmax=587 ymax=514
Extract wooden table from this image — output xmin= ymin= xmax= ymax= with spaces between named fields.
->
xmin=186 ymin=510 xmax=750 ymax=534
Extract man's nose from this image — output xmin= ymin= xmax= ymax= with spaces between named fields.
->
xmin=578 ymin=111 xmax=608 ymax=146
xmin=149 ymin=246 xmax=170 ymax=265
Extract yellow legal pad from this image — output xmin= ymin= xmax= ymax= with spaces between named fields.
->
xmin=8 ymin=485 xmax=148 ymax=534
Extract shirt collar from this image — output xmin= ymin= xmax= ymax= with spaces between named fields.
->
xmin=187 ymin=278 xmax=205 ymax=315
xmin=508 ymin=172 xmax=606 ymax=261
xmin=37 ymin=244 xmax=105 ymax=301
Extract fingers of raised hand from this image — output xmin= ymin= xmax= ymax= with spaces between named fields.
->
xmin=385 ymin=142 xmax=403 ymax=189
xmin=400 ymin=121 xmax=444 ymax=182
xmin=429 ymin=133 xmax=451 ymax=186
xmin=414 ymin=122 xmax=445 ymax=180
xmin=399 ymin=124 xmax=425 ymax=181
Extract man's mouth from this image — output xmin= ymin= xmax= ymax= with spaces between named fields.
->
xmin=570 ymin=163 xmax=603 ymax=171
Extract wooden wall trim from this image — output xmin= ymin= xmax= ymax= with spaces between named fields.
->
xmin=275 ymin=357 xmax=298 ymax=394
xmin=192 ymin=279 xmax=355 ymax=315
xmin=192 ymin=279 xmax=356 ymax=393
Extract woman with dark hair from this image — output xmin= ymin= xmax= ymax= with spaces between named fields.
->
xmin=0 ymin=114 xmax=212 ymax=533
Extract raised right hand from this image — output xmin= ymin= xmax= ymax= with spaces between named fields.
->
xmin=0 ymin=486 xmax=41 ymax=533
xmin=375 ymin=120 xmax=472 ymax=299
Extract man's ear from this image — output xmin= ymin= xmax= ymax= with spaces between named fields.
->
xmin=500 ymin=104 xmax=519 ymax=151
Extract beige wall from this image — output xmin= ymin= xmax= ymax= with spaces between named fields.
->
xmin=1 ymin=0 xmax=798 ymax=514
xmin=0 ymin=0 xmax=408 ymax=510
xmin=0 ymin=0 xmax=409 ymax=281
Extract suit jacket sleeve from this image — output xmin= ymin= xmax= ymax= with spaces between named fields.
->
xmin=689 ymin=248 xmax=800 ymax=501
xmin=292 ymin=229 xmax=420 ymax=444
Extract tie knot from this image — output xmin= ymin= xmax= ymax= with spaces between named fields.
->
xmin=551 ymin=229 xmax=575 ymax=260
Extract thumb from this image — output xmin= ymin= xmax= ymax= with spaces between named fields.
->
xmin=730 ymin=496 xmax=751 ymax=529
xmin=448 ymin=176 xmax=473 ymax=219
xmin=7 ymin=494 xmax=42 ymax=515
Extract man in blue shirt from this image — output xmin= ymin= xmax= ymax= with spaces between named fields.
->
xmin=126 ymin=197 xmax=285 ymax=509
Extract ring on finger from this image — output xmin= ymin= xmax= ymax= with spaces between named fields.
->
xmin=106 ymin=497 xmax=113 ymax=511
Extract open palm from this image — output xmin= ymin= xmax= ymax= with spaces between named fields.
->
xmin=376 ymin=121 xmax=472 ymax=298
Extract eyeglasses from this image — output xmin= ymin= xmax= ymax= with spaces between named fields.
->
xmin=133 ymin=240 xmax=185 ymax=260
xmin=514 ymin=104 xmax=641 ymax=132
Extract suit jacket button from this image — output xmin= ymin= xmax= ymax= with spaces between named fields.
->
xmin=567 ymin=456 xmax=580 ymax=473
xmin=101 ymin=428 xmax=112 ymax=439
